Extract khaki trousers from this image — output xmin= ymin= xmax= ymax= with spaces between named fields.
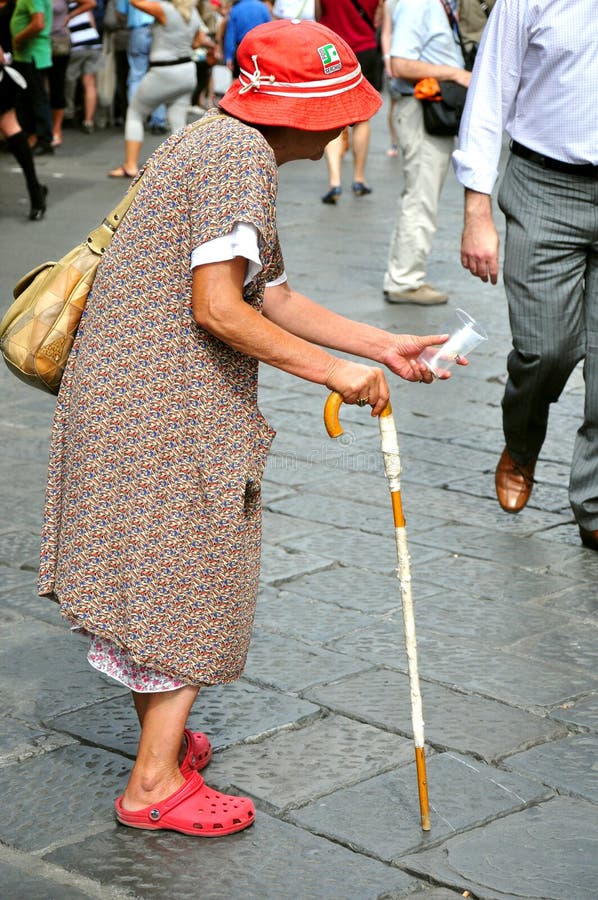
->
xmin=384 ymin=95 xmax=454 ymax=293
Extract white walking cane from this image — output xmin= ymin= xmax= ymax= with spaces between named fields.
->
xmin=324 ymin=391 xmax=431 ymax=831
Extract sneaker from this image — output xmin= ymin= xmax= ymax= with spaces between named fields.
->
xmin=384 ymin=284 xmax=449 ymax=305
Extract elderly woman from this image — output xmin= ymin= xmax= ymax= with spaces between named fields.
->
xmin=39 ymin=19 xmax=448 ymax=838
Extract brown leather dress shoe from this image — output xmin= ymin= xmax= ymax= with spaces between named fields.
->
xmin=495 ymin=447 xmax=536 ymax=513
xmin=579 ymin=527 xmax=598 ymax=550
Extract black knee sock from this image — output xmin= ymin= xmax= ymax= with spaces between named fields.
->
xmin=6 ymin=131 xmax=40 ymax=200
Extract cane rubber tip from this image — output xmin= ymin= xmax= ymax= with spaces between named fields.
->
xmin=421 ymin=814 xmax=431 ymax=831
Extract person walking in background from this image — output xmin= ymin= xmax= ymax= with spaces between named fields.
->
xmin=108 ymin=0 xmax=210 ymax=178
xmin=455 ymin=0 xmax=598 ymax=550
xmin=9 ymin=0 xmax=54 ymax=154
xmin=457 ymin=0 xmax=495 ymax=70
xmin=39 ymin=19 xmax=449 ymax=838
xmin=380 ymin=0 xmax=399 ymax=157
xmin=47 ymin=0 xmax=70 ymax=146
xmin=101 ymin=0 xmax=130 ymax=127
xmin=382 ymin=0 xmax=470 ymax=306
xmin=64 ymin=0 xmax=101 ymax=133
xmin=223 ymin=0 xmax=270 ymax=78
xmin=0 ymin=41 xmax=47 ymax=217
xmin=315 ymin=0 xmax=383 ymax=204
xmin=272 ymin=0 xmax=314 ymax=19
xmin=117 ymin=0 xmax=167 ymax=134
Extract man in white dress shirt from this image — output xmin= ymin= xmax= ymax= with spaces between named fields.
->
xmin=454 ymin=0 xmax=598 ymax=549
xmin=383 ymin=0 xmax=470 ymax=306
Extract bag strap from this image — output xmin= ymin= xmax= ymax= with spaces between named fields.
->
xmin=86 ymin=113 xmax=221 ymax=256
xmin=437 ymin=0 xmax=468 ymax=63
xmin=348 ymin=0 xmax=377 ymax=34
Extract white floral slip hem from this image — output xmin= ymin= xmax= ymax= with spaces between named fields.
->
xmin=86 ymin=632 xmax=188 ymax=692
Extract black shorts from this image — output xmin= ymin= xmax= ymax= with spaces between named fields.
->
xmin=356 ymin=47 xmax=383 ymax=94
xmin=0 ymin=67 xmax=21 ymax=114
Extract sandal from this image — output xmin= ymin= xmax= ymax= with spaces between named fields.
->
xmin=180 ymin=728 xmax=212 ymax=777
xmin=352 ymin=181 xmax=372 ymax=197
xmin=321 ymin=186 xmax=342 ymax=205
xmin=115 ymin=771 xmax=255 ymax=837
xmin=108 ymin=165 xmax=138 ymax=179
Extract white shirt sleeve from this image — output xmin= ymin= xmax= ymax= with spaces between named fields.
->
xmin=452 ymin=0 xmax=527 ymax=194
xmin=190 ymin=221 xmax=287 ymax=288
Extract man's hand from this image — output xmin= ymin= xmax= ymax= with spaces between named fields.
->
xmin=461 ymin=189 xmax=500 ymax=284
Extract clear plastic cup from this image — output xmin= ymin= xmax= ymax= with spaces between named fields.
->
xmin=417 ymin=308 xmax=488 ymax=378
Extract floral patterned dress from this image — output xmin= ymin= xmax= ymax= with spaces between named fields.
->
xmin=39 ymin=113 xmax=283 ymax=686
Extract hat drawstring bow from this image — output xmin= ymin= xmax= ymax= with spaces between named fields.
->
xmin=239 ymin=55 xmax=276 ymax=94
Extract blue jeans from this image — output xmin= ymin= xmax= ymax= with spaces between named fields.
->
xmin=127 ymin=25 xmax=166 ymax=128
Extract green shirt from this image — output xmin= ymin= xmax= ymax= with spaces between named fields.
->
xmin=10 ymin=0 xmax=52 ymax=68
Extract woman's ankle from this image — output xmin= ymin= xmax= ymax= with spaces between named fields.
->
xmin=121 ymin=769 xmax=186 ymax=811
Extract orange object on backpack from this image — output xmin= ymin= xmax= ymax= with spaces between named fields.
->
xmin=413 ymin=78 xmax=442 ymax=101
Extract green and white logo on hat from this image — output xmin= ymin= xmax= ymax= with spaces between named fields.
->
xmin=318 ymin=43 xmax=342 ymax=75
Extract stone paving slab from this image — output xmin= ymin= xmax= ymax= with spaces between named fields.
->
xmin=508 ymin=622 xmax=598 ymax=671
xmin=399 ymin=797 xmax=598 ymax=900
xmin=0 ymin=745 xmax=131 ymax=852
xmin=443 ymin=470 xmax=572 ymax=515
xmin=549 ymin=692 xmax=598 ymax=731
xmin=0 ymin=621 xmax=126 ymax=722
xmin=244 ymin=628 xmax=371 ymax=692
xmin=416 ymin=523 xmax=583 ymax=573
xmin=304 ymin=668 xmax=567 ymax=763
xmin=279 ymin=566 xmax=441 ymax=614
xmin=0 ymin=860 xmax=93 ymax=900
xmin=288 ymin=752 xmax=551 ymax=862
xmin=259 ymin=543 xmax=335 ymax=586
xmin=544 ymin=546 xmax=598 ymax=582
xmin=503 ymin=733 xmax=598 ymax=802
xmin=49 ymin=681 xmax=320 ymax=758
xmin=391 ymin=591 xmax=572 ymax=646
xmin=323 ymin=618 xmax=598 ymax=709
xmin=534 ymin=581 xmax=598 ymax=617
xmin=269 ymin=483 xmax=450 ymax=538
xmin=403 ymin=552 xmax=573 ymax=603
xmin=0 ymin=579 xmax=65 ymax=627
xmin=406 ymin=634 xmax=598 ymax=709
xmin=282 ymin=526 xmax=447 ymax=577
xmin=0 ymin=532 xmax=40 ymax=573
xmin=206 ymin=713 xmax=414 ymax=812
xmin=0 ymin=566 xmax=41 ymax=594
xmin=0 ymin=719 xmax=74 ymax=764
xmin=262 ymin=510 xmax=321 ymax=545
xmin=254 ymin=588 xmax=377 ymax=643
xmin=406 ymin=488 xmax=573 ymax=538
xmin=45 ymin=813 xmax=419 ymax=900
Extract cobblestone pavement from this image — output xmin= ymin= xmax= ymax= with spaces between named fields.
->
xmin=1 ymin=104 xmax=597 ymax=900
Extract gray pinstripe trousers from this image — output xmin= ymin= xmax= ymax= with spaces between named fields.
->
xmin=497 ymin=153 xmax=598 ymax=528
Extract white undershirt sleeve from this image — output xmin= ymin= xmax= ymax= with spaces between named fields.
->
xmin=190 ymin=221 xmax=287 ymax=288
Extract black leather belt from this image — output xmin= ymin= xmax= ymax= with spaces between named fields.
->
xmin=150 ymin=57 xmax=192 ymax=67
xmin=511 ymin=140 xmax=598 ymax=178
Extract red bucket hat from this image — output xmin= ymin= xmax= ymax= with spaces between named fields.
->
xmin=219 ymin=19 xmax=382 ymax=131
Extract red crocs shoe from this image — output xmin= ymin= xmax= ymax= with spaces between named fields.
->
xmin=115 ymin=771 xmax=255 ymax=837
xmin=180 ymin=728 xmax=212 ymax=777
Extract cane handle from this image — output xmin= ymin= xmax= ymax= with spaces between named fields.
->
xmin=324 ymin=391 xmax=392 ymax=438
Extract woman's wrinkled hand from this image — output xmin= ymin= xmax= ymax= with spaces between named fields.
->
xmin=381 ymin=333 xmax=466 ymax=382
xmin=325 ymin=359 xmax=390 ymax=416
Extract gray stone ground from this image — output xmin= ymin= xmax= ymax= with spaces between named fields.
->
xmin=1 ymin=99 xmax=597 ymax=900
